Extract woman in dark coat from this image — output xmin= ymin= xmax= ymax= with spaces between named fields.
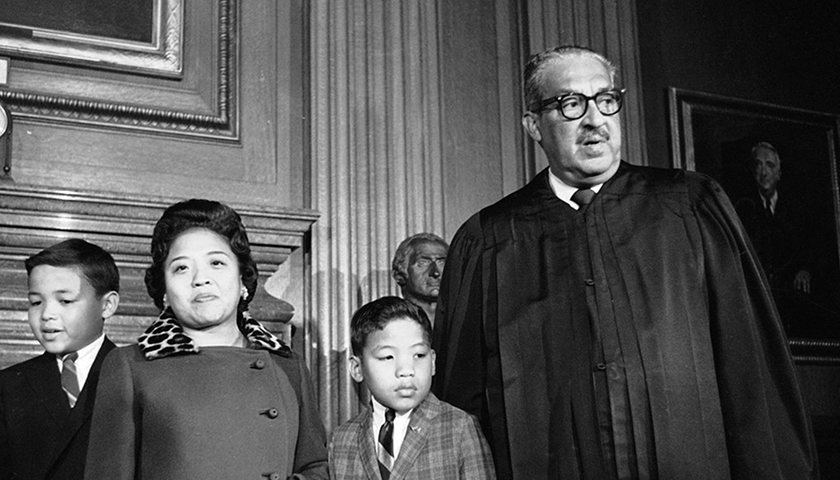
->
xmin=85 ymin=199 xmax=328 ymax=480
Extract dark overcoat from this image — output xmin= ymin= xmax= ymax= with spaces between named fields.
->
xmin=84 ymin=315 xmax=328 ymax=480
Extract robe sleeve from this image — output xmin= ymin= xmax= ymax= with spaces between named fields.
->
xmin=432 ymin=215 xmax=486 ymax=418
xmin=84 ymin=347 xmax=137 ymax=480
xmin=692 ymin=175 xmax=819 ymax=478
xmin=0 ymin=372 xmax=11 ymax=480
xmin=433 ymin=213 xmax=517 ymax=476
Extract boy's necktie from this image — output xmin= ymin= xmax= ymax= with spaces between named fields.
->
xmin=377 ymin=408 xmax=396 ymax=479
xmin=61 ymin=352 xmax=80 ymax=408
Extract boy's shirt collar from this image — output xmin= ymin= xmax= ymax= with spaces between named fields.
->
xmin=55 ymin=333 xmax=105 ymax=391
xmin=371 ymin=396 xmax=412 ymax=461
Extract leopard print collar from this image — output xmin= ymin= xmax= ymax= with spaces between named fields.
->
xmin=138 ymin=309 xmax=291 ymax=360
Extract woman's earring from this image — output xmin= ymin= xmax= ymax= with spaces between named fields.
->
xmin=162 ymin=294 xmax=170 ymax=309
xmin=240 ymin=286 xmax=248 ymax=301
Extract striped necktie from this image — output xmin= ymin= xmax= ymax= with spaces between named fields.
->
xmin=61 ymin=352 xmax=80 ymax=408
xmin=377 ymin=408 xmax=396 ymax=479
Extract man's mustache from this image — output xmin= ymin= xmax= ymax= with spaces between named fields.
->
xmin=577 ymin=126 xmax=610 ymax=144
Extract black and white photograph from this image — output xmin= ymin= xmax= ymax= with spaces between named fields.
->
xmin=0 ymin=1 xmax=838 ymax=478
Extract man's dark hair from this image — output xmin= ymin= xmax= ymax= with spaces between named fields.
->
xmin=350 ymin=296 xmax=432 ymax=356
xmin=25 ymin=238 xmax=120 ymax=296
xmin=144 ymin=199 xmax=258 ymax=313
xmin=523 ymin=45 xmax=617 ymax=112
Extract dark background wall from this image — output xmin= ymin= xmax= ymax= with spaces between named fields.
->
xmin=638 ymin=0 xmax=840 ymax=168
xmin=637 ymin=1 xmax=840 ymax=475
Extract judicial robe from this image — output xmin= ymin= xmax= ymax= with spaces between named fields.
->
xmin=431 ymin=162 xmax=818 ymax=479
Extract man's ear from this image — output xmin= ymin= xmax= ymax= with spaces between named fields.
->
xmin=349 ymin=355 xmax=364 ymax=383
xmin=522 ymin=112 xmax=542 ymax=142
xmin=430 ymin=349 xmax=436 ymax=377
xmin=100 ymin=291 xmax=120 ymax=320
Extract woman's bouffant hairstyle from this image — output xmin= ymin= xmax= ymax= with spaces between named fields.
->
xmin=144 ymin=199 xmax=258 ymax=315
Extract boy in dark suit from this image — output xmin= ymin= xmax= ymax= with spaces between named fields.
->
xmin=329 ymin=296 xmax=495 ymax=479
xmin=0 ymin=238 xmax=120 ymax=480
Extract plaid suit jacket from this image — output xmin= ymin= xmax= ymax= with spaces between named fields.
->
xmin=329 ymin=392 xmax=496 ymax=479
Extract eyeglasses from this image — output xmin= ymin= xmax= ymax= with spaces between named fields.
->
xmin=529 ymin=88 xmax=626 ymax=120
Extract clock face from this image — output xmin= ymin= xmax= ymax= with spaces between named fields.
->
xmin=0 ymin=106 xmax=7 ymax=135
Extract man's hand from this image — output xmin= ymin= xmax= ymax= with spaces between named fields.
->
xmin=793 ymin=269 xmax=811 ymax=294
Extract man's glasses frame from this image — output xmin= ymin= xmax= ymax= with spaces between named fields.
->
xmin=529 ymin=88 xmax=626 ymax=120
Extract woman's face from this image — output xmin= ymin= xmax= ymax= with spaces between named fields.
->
xmin=164 ymin=228 xmax=243 ymax=334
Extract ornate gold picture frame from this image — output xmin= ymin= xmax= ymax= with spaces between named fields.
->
xmin=0 ymin=0 xmax=183 ymax=77
xmin=669 ymin=87 xmax=840 ymax=364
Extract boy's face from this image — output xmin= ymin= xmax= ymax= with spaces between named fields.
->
xmin=350 ymin=317 xmax=435 ymax=414
xmin=27 ymin=265 xmax=113 ymax=356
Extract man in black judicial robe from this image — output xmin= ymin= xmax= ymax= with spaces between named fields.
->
xmin=431 ymin=46 xmax=818 ymax=479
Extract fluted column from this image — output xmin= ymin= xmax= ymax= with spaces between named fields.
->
xmin=309 ymin=0 xmax=444 ymax=432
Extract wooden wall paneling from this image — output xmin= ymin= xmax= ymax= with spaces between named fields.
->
xmin=0 ymin=0 xmax=308 ymax=209
xmin=0 ymin=184 xmax=317 ymax=370
xmin=309 ymin=0 xmax=446 ymax=433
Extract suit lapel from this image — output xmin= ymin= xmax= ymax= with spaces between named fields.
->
xmin=356 ymin=407 xmax=383 ymax=479
xmin=64 ymin=339 xmax=115 ymax=430
xmin=44 ymin=339 xmax=117 ymax=475
xmin=25 ymin=352 xmax=70 ymax=424
xmin=390 ymin=395 xmax=438 ymax=480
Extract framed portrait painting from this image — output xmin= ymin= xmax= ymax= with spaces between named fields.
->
xmin=669 ymin=87 xmax=840 ymax=364
xmin=0 ymin=0 xmax=182 ymax=77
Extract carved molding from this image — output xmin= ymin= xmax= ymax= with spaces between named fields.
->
xmin=0 ymin=0 xmax=238 ymax=141
xmin=0 ymin=0 xmax=184 ymax=77
xmin=0 ymin=183 xmax=318 ymax=369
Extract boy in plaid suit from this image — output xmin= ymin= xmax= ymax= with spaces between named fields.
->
xmin=329 ymin=296 xmax=496 ymax=479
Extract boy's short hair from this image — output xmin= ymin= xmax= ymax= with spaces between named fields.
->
xmin=25 ymin=238 xmax=120 ymax=296
xmin=350 ymin=296 xmax=432 ymax=356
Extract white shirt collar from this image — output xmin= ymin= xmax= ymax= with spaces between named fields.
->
xmin=371 ymin=396 xmax=412 ymax=461
xmin=760 ymin=190 xmax=778 ymax=213
xmin=548 ymin=169 xmax=604 ymax=210
xmin=56 ymin=333 xmax=105 ymax=391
